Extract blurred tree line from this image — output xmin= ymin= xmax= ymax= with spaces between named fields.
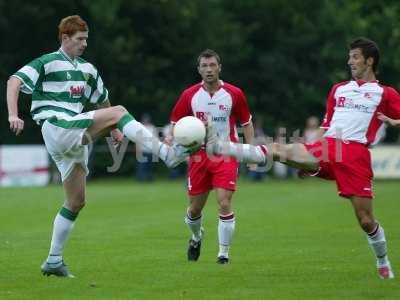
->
xmin=1 ymin=0 xmax=400 ymax=175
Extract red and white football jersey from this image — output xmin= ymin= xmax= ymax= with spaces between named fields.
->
xmin=321 ymin=80 xmax=400 ymax=146
xmin=170 ymin=80 xmax=252 ymax=142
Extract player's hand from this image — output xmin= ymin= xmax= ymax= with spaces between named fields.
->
xmin=377 ymin=112 xmax=400 ymax=127
xmin=9 ymin=115 xmax=24 ymax=136
xmin=110 ymin=128 xmax=124 ymax=146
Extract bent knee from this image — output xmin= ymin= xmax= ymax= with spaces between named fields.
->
xmin=107 ymin=105 xmax=128 ymax=125
xmin=359 ymin=217 xmax=375 ymax=233
xmin=113 ymin=105 xmax=128 ymax=118
xmin=188 ymin=207 xmax=202 ymax=218
xmin=114 ymin=105 xmax=127 ymax=114
xmin=218 ymin=200 xmax=232 ymax=214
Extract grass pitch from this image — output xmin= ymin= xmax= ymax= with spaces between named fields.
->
xmin=0 ymin=179 xmax=399 ymax=299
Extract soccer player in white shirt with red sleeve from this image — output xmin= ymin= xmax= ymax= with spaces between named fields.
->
xmin=207 ymin=38 xmax=400 ymax=278
xmin=170 ymin=49 xmax=254 ymax=264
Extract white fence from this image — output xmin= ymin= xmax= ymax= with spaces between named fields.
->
xmin=0 ymin=145 xmax=49 ymax=187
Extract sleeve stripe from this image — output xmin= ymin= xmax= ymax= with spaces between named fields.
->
xmin=28 ymin=59 xmax=44 ymax=73
xmin=90 ymin=88 xmax=108 ymax=104
xmin=97 ymin=88 xmax=108 ymax=103
xmin=240 ymin=115 xmax=252 ymax=126
xmin=12 ymin=74 xmax=34 ymax=94
xmin=14 ymin=72 xmax=34 ymax=89
xmin=90 ymin=89 xmax=101 ymax=103
xmin=96 ymin=76 xmax=104 ymax=94
xmin=89 ymin=74 xmax=108 ymax=104
xmin=18 ymin=65 xmax=40 ymax=85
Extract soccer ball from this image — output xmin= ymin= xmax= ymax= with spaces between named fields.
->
xmin=173 ymin=116 xmax=206 ymax=147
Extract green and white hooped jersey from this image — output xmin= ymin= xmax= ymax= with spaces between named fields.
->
xmin=13 ymin=48 xmax=108 ymax=124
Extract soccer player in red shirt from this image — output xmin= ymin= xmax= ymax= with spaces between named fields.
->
xmin=208 ymin=38 xmax=399 ymax=278
xmin=170 ymin=49 xmax=254 ymax=264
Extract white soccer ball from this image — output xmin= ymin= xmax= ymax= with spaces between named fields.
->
xmin=173 ymin=116 xmax=206 ymax=147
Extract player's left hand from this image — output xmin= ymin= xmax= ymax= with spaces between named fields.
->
xmin=110 ymin=128 xmax=124 ymax=146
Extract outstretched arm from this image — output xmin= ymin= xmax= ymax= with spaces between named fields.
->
xmin=377 ymin=112 xmax=400 ymax=128
xmin=7 ymin=76 xmax=24 ymax=136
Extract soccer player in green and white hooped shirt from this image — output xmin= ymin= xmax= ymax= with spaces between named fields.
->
xmin=7 ymin=15 xmax=189 ymax=277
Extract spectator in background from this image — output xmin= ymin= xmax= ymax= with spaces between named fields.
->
xmin=304 ymin=116 xmax=321 ymax=144
xmin=273 ymin=126 xmax=290 ymax=178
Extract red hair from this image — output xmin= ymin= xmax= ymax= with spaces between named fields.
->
xmin=58 ymin=15 xmax=88 ymax=41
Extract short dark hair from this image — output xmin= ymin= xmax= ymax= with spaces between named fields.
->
xmin=349 ymin=37 xmax=380 ymax=73
xmin=197 ymin=49 xmax=221 ymax=65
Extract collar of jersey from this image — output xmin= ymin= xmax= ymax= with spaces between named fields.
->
xmin=353 ymin=79 xmax=379 ymax=86
xmin=58 ymin=47 xmax=78 ymax=68
xmin=201 ymin=80 xmax=224 ymax=94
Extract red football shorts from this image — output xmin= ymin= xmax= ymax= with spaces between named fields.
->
xmin=304 ymin=138 xmax=373 ymax=198
xmin=187 ymin=149 xmax=239 ymax=196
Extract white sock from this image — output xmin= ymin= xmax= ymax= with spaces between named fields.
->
xmin=185 ymin=212 xmax=203 ymax=242
xmin=218 ymin=213 xmax=235 ymax=258
xmin=47 ymin=208 xmax=77 ymax=263
xmin=216 ymin=142 xmax=267 ymax=164
xmin=367 ymin=223 xmax=389 ymax=266
xmin=120 ymin=118 xmax=168 ymax=161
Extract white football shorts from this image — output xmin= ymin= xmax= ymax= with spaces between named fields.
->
xmin=41 ymin=111 xmax=95 ymax=181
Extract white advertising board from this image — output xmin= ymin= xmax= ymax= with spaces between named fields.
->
xmin=0 ymin=145 xmax=49 ymax=187
xmin=371 ymin=145 xmax=400 ymax=179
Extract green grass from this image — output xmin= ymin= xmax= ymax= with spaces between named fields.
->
xmin=0 ymin=179 xmax=399 ymax=299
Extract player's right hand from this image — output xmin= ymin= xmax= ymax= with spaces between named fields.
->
xmin=8 ymin=115 xmax=24 ymax=136
xmin=110 ymin=128 xmax=124 ymax=143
